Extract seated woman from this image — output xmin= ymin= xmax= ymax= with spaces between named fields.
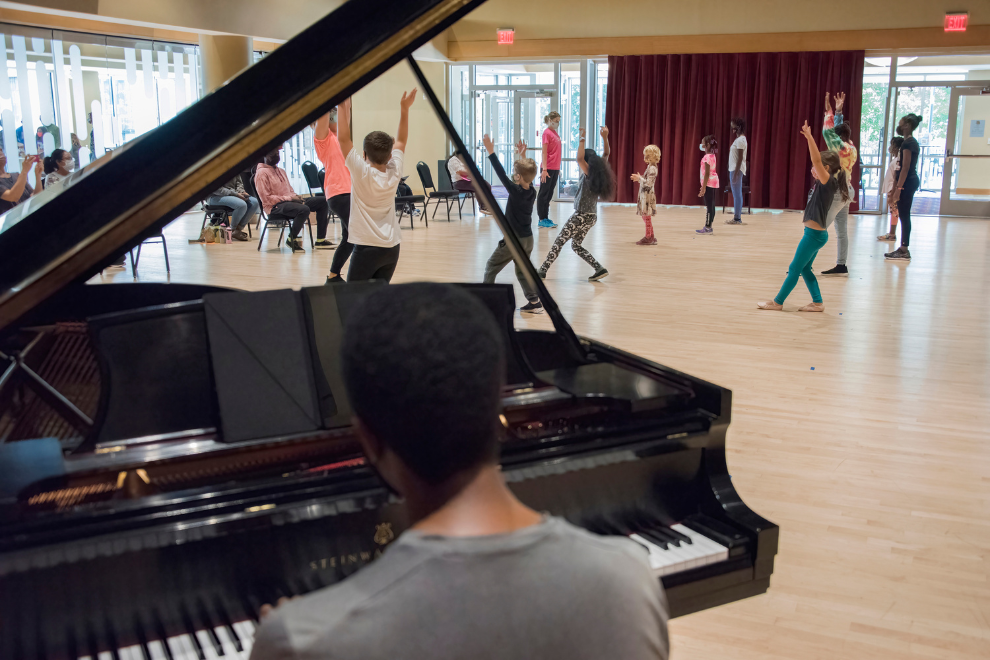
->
xmin=447 ymin=152 xmax=493 ymax=215
xmin=0 ymin=148 xmax=42 ymax=213
xmin=208 ymin=173 xmax=260 ymax=242
xmin=43 ymin=148 xmax=75 ymax=188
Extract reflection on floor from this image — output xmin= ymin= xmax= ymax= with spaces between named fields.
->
xmin=92 ymin=202 xmax=990 ymax=659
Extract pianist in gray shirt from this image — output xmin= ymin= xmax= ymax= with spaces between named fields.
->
xmin=249 ymin=283 xmax=670 ymax=660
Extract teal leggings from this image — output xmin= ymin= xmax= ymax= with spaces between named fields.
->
xmin=775 ymin=226 xmax=829 ymax=305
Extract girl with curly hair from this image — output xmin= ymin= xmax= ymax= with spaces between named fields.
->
xmin=631 ymin=144 xmax=660 ymax=245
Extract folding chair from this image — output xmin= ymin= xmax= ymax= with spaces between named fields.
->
xmin=439 ymin=159 xmax=474 ymax=217
xmin=416 ymin=161 xmax=460 ymax=221
xmin=129 ymin=234 xmax=170 ymax=277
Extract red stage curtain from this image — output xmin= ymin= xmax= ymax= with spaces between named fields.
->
xmin=605 ymin=51 xmax=865 ymax=212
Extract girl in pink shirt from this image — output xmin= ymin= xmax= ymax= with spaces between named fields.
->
xmin=695 ymin=136 xmax=720 ymax=235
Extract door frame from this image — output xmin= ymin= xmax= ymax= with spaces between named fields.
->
xmin=941 ymin=86 xmax=990 ymax=218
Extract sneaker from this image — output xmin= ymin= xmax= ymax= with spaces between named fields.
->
xmin=695 ymin=227 xmax=713 ymax=235
xmin=884 ymin=247 xmax=911 ymax=261
xmin=520 ymin=301 xmax=544 ymax=314
xmin=588 ymin=268 xmax=609 ymax=282
xmin=232 ymin=230 xmax=249 ymax=242
xmin=877 ymin=233 xmax=896 ymax=242
xmin=798 ymin=302 xmax=825 ymax=312
xmin=325 ymin=274 xmax=344 ymax=285
xmin=757 ymin=300 xmax=783 ymax=310
xmin=725 ymin=218 xmax=743 ymax=225
xmin=537 ymin=268 xmax=547 ymax=279
xmin=821 ymin=265 xmax=848 ymax=277
xmin=538 ymin=219 xmax=558 ymax=229
xmin=636 ymin=236 xmax=657 ymax=245
xmin=314 ymin=239 xmax=335 ymax=250
xmin=286 ymin=237 xmax=305 ymax=253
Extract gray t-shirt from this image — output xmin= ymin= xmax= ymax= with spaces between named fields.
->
xmin=0 ymin=174 xmax=33 ymax=214
xmin=250 ymin=516 xmax=669 ymax=660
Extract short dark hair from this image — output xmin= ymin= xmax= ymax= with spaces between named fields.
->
xmin=732 ymin=117 xmax=746 ymax=133
xmin=363 ymin=131 xmax=395 ymax=165
xmin=341 ymin=283 xmax=505 ymax=484
xmin=834 ymin=122 xmax=852 ymax=143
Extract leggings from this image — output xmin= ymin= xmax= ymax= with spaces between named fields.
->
xmin=642 ymin=216 xmax=654 ymax=238
xmin=540 ymin=212 xmax=602 ymax=273
xmin=537 ymin=169 xmax=559 ymax=219
xmin=347 ymin=244 xmax=401 ymax=283
xmin=704 ymin=186 xmax=716 ymax=227
xmin=775 ymin=226 xmax=829 ymax=305
xmin=897 ymin=178 xmax=919 ymax=248
xmin=328 ymin=193 xmax=351 ymax=275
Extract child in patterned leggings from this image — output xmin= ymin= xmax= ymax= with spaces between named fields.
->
xmin=538 ymin=126 xmax=615 ymax=282
xmin=632 ymin=144 xmax=660 ymax=245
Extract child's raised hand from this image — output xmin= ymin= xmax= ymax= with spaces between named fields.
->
xmin=599 ymin=125 xmax=609 ymax=139
xmin=630 ymin=173 xmax=641 ymax=182
xmin=800 ymin=120 xmax=813 ymax=140
xmin=834 ymin=92 xmax=845 ymax=112
xmin=824 ymin=91 xmax=831 ymax=111
xmin=482 ymin=134 xmax=495 ymax=155
xmin=516 ymin=138 xmax=527 ymax=156
xmin=400 ymin=88 xmax=418 ymax=110
xmin=579 ymin=128 xmax=586 ymax=139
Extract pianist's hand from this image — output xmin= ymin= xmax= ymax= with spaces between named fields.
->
xmin=259 ymin=597 xmax=294 ymax=618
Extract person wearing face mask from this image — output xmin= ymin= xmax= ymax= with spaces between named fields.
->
xmin=255 ymin=147 xmax=330 ymax=253
xmin=42 ymin=149 xmax=75 ymax=189
xmin=695 ymin=136 xmax=719 ymax=235
xmin=537 ymin=111 xmax=562 ymax=228
xmin=727 ymin=118 xmax=747 ymax=224
xmin=0 ymin=148 xmax=43 ymax=214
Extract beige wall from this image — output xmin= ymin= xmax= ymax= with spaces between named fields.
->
xmin=956 ymin=95 xmax=990 ymax=193
xmin=352 ymin=60 xmax=448 ymax=196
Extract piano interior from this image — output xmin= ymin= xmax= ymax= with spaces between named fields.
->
xmin=0 ymin=0 xmax=777 ymax=657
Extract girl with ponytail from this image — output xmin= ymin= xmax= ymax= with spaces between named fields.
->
xmin=758 ymin=121 xmax=844 ymax=313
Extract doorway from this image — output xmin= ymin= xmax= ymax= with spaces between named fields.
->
xmin=476 ymin=89 xmax=555 ymax=190
xmin=942 ymin=87 xmax=990 ymax=217
xmin=890 ymin=85 xmax=950 ymax=216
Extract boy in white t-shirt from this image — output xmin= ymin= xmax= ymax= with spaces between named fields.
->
xmin=337 ymin=89 xmax=416 ymax=282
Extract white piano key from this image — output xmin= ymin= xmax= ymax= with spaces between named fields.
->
xmin=194 ymin=630 xmax=222 ymax=660
xmin=97 ymin=652 xmax=114 ymax=660
xmin=147 ymin=640 xmax=169 ymax=660
xmin=214 ymin=626 xmax=243 ymax=660
xmin=671 ymin=524 xmax=729 ymax=564
xmin=231 ymin=622 xmax=255 ymax=657
xmin=166 ymin=635 xmax=192 ymax=660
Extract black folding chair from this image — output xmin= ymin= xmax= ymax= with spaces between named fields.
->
xmin=250 ymin=167 xmax=315 ymax=251
xmin=302 ymin=161 xmax=326 ymax=198
xmin=440 ymin=158 xmax=474 ymax=217
xmin=200 ymin=200 xmax=251 ymax=238
xmin=128 ymin=234 xmax=169 ymax=277
xmin=416 ymin=161 xmax=460 ymax=221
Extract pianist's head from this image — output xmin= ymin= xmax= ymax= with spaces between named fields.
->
xmin=341 ymin=283 xmax=505 ymax=499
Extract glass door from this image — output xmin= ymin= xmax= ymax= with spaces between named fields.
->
xmin=942 ymin=87 xmax=990 ymax=217
xmin=514 ymin=91 xmax=552 ymax=170
xmin=890 ymin=86 xmax=950 ymax=216
xmin=476 ymin=89 xmax=514 ymax=184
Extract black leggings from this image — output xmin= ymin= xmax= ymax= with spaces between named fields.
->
xmin=537 ymin=169 xmax=559 ymax=219
xmin=897 ymin=179 xmax=919 ymax=248
xmin=328 ymin=193 xmax=351 ymax=275
xmin=704 ymin=186 xmax=716 ymax=227
xmin=347 ymin=244 xmax=401 ymax=283
xmin=272 ymin=197 xmax=329 ymax=239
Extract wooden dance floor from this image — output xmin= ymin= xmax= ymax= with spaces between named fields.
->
xmin=93 ymin=202 xmax=990 ymax=659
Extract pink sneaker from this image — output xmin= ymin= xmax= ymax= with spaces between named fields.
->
xmin=636 ymin=236 xmax=657 ymax=245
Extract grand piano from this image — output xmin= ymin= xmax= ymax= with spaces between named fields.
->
xmin=0 ymin=1 xmax=778 ymax=658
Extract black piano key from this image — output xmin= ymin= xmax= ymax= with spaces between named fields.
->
xmin=153 ymin=613 xmax=175 ymax=660
xmin=636 ymin=528 xmax=671 ymax=549
xmin=179 ymin=605 xmax=206 ymax=660
xmin=133 ymin=614 xmax=151 ymax=660
xmin=212 ymin=596 xmax=243 ymax=653
xmin=86 ymin=625 xmax=100 ymax=660
xmin=196 ymin=599 xmax=225 ymax=657
xmin=665 ymin=526 xmax=693 ymax=545
xmin=103 ymin=618 xmax=121 ymax=660
xmin=645 ymin=525 xmax=682 ymax=546
xmin=66 ymin=628 xmax=79 ymax=660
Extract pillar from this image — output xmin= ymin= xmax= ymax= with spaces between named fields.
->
xmin=198 ymin=34 xmax=253 ymax=93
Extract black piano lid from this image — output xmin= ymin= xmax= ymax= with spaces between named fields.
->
xmin=0 ymin=0 xmax=490 ymax=331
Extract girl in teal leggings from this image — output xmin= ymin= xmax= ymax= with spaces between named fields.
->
xmin=759 ymin=122 xmax=849 ymax=312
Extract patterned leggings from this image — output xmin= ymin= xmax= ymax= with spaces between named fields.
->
xmin=540 ymin=212 xmax=602 ymax=273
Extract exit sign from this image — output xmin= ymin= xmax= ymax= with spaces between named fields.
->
xmin=944 ymin=12 xmax=968 ymax=32
xmin=497 ymin=28 xmax=514 ymax=45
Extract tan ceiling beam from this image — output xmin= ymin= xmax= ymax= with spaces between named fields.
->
xmin=448 ymin=25 xmax=990 ymax=60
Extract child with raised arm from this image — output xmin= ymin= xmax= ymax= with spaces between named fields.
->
xmin=538 ymin=126 xmax=615 ymax=282
xmin=819 ymin=92 xmax=858 ymax=277
xmin=631 ymin=144 xmax=660 ymax=245
xmin=481 ymin=134 xmax=542 ymax=314
xmin=337 ymin=90 xmax=416 ymax=283
xmin=757 ymin=121 xmax=849 ymax=312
